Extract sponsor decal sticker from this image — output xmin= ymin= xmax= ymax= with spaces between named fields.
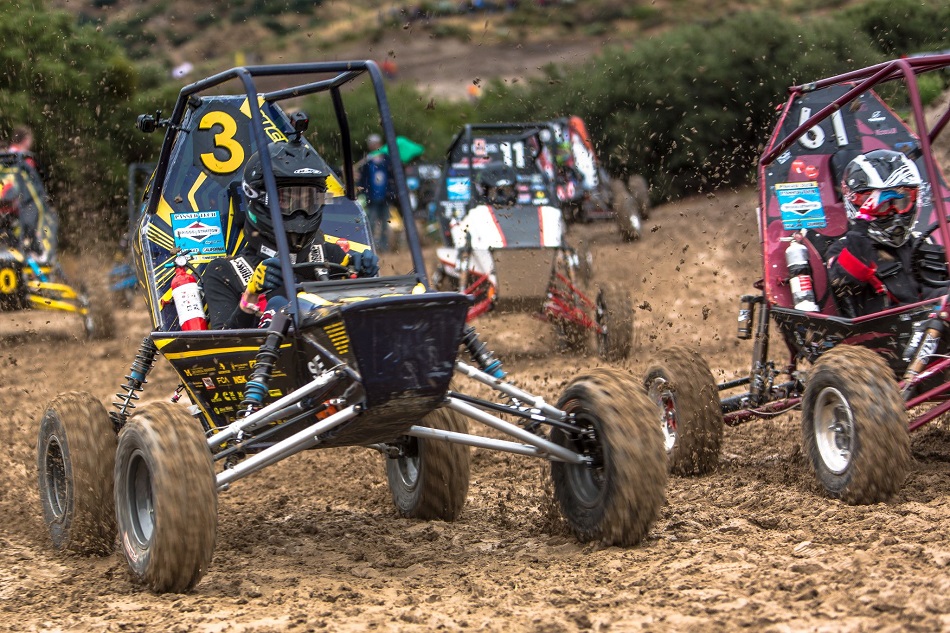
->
xmin=172 ymin=211 xmax=226 ymax=254
xmin=775 ymin=181 xmax=827 ymax=230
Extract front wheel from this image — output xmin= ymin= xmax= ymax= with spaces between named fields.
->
xmin=801 ymin=345 xmax=909 ymax=504
xmin=644 ymin=347 xmax=722 ymax=475
xmin=551 ymin=368 xmax=667 ymax=546
xmin=36 ymin=391 xmax=117 ymax=555
xmin=114 ymin=402 xmax=217 ymax=593
xmin=386 ymin=407 xmax=471 ymax=521
xmin=595 ymin=282 xmax=633 ymax=361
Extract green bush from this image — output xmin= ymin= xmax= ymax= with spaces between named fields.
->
xmin=0 ymin=2 xmax=163 ymax=248
xmin=843 ymin=0 xmax=950 ymax=56
xmin=475 ymin=10 xmax=885 ymax=199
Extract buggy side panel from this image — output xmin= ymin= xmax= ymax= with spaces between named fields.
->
xmin=761 ymin=84 xmax=950 ymax=311
xmin=152 ymin=329 xmax=301 ymax=432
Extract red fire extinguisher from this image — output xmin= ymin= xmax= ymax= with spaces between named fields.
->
xmin=170 ymin=254 xmax=208 ymax=331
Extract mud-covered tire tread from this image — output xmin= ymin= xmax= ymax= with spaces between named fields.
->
xmin=115 ymin=402 xmax=217 ymax=593
xmin=644 ymin=346 xmax=722 ymax=476
xmin=627 ymin=174 xmax=651 ymax=221
xmin=386 ymin=407 xmax=471 ymax=521
xmin=596 ymin=282 xmax=633 ymax=361
xmin=36 ymin=391 xmax=117 ymax=555
xmin=83 ymin=289 xmax=115 ymax=341
xmin=552 ymin=368 xmax=667 ymax=546
xmin=610 ymin=179 xmax=640 ymax=242
xmin=801 ymin=345 xmax=909 ymax=504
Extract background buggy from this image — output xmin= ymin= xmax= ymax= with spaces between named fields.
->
xmin=35 ymin=61 xmax=667 ymax=593
xmin=432 ymin=122 xmax=635 ymax=360
xmin=545 ymin=116 xmax=650 ymax=240
xmin=645 ymin=54 xmax=950 ymax=504
xmin=0 ymin=151 xmax=113 ymax=338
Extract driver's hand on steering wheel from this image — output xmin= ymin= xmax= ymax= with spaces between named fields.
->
xmin=346 ymin=250 xmax=379 ymax=277
xmin=246 ymin=257 xmax=283 ymax=295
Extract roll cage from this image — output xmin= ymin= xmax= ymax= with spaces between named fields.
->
xmin=137 ymin=61 xmax=426 ymax=330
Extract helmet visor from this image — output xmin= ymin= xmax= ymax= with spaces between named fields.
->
xmin=855 ymin=186 xmax=918 ymax=218
xmin=274 ymin=186 xmax=327 ymax=216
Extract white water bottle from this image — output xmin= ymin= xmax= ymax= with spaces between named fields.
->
xmin=785 ymin=239 xmax=819 ymax=312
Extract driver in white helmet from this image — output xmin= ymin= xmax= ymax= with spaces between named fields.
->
xmin=826 ymin=149 xmax=943 ymax=317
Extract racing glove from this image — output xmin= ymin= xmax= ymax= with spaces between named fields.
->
xmin=246 ymin=257 xmax=283 ymax=295
xmin=347 ymin=250 xmax=380 ymax=277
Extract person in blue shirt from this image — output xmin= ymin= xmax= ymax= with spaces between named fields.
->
xmin=359 ymin=134 xmax=393 ymax=252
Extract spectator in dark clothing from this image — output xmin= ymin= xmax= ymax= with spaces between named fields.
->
xmin=359 ymin=134 xmax=393 ymax=252
xmin=826 ymin=149 xmax=942 ymax=317
xmin=203 ymin=140 xmax=378 ymax=329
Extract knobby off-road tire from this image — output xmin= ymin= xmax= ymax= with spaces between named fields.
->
xmin=644 ymin=346 xmax=722 ymax=476
xmin=386 ymin=407 xmax=471 ymax=521
xmin=801 ymin=345 xmax=909 ymax=504
xmin=82 ymin=289 xmax=116 ymax=341
xmin=115 ymin=402 xmax=217 ymax=593
xmin=610 ymin=179 xmax=641 ymax=242
xmin=37 ymin=391 xmax=117 ymax=555
xmin=551 ymin=368 xmax=667 ymax=546
xmin=595 ymin=282 xmax=633 ymax=361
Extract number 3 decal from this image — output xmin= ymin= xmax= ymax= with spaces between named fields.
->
xmin=199 ymin=111 xmax=245 ymax=174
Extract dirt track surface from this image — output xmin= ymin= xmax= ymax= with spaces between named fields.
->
xmin=2 ymin=189 xmax=949 ymax=632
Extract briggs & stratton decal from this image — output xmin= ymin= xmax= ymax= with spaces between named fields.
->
xmin=775 ymin=181 xmax=826 ymax=230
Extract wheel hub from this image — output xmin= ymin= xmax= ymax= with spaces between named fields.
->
xmin=814 ymin=386 xmax=854 ymax=474
xmin=43 ymin=435 xmax=68 ymax=520
xmin=649 ymin=378 xmax=677 ymax=454
xmin=127 ymin=451 xmax=155 ymax=547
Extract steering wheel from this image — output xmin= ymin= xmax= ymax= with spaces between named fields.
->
xmin=912 ymin=218 xmax=950 ymax=288
xmin=292 ymin=260 xmax=355 ymax=282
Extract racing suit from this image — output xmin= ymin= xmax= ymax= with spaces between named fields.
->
xmin=203 ymin=234 xmax=349 ymax=329
xmin=826 ymin=221 xmax=942 ymax=317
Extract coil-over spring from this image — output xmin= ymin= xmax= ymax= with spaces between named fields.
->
xmin=241 ymin=311 xmax=291 ymax=413
xmin=461 ymin=325 xmax=505 ymax=379
xmin=111 ymin=337 xmax=158 ymax=431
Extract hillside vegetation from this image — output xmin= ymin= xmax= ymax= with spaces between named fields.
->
xmin=9 ymin=0 xmax=950 ymax=245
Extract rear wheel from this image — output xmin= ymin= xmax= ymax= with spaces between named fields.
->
xmin=644 ymin=347 xmax=722 ymax=475
xmin=595 ymin=282 xmax=633 ymax=361
xmin=82 ymin=290 xmax=115 ymax=340
xmin=386 ymin=407 xmax=471 ymax=521
xmin=610 ymin=179 xmax=640 ymax=242
xmin=551 ymin=368 xmax=666 ymax=545
xmin=628 ymin=174 xmax=651 ymax=221
xmin=36 ymin=391 xmax=117 ymax=555
xmin=115 ymin=402 xmax=217 ymax=593
xmin=801 ymin=345 xmax=909 ymax=504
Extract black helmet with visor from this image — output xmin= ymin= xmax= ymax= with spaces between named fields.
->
xmin=242 ymin=141 xmax=330 ymax=253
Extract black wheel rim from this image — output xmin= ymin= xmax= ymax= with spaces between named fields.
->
xmin=43 ymin=434 xmax=68 ymax=520
xmin=126 ymin=450 xmax=155 ymax=547
xmin=563 ymin=402 xmax=607 ymax=506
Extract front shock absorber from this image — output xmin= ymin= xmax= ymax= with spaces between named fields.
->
xmin=240 ymin=309 xmax=292 ymax=413
xmin=461 ymin=325 xmax=505 ymax=379
xmin=112 ymin=337 xmax=158 ymax=431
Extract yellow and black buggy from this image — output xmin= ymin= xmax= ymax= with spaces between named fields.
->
xmin=0 ymin=152 xmax=113 ymax=338
xmin=35 ymin=61 xmax=668 ymax=593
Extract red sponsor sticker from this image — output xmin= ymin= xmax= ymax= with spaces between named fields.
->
xmin=804 ymin=164 xmax=819 ymax=179
xmin=791 ymin=158 xmax=806 ymax=175
xmin=337 ymin=238 xmax=350 ymax=252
